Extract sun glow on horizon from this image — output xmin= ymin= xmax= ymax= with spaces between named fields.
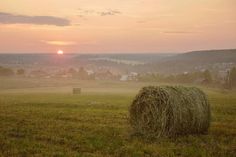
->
xmin=57 ymin=50 xmax=64 ymax=55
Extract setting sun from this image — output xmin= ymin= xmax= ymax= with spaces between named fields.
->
xmin=57 ymin=50 xmax=64 ymax=55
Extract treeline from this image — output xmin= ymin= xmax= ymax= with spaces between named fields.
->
xmin=0 ymin=66 xmax=117 ymax=80
xmin=139 ymin=68 xmax=236 ymax=89
xmin=139 ymin=70 xmax=212 ymax=83
xmin=0 ymin=66 xmax=14 ymax=76
xmin=225 ymin=67 xmax=236 ymax=89
xmin=0 ymin=66 xmax=25 ymax=77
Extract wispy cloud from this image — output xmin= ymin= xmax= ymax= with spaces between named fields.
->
xmin=0 ymin=12 xmax=70 ymax=26
xmin=41 ymin=40 xmax=77 ymax=46
xmin=99 ymin=10 xmax=121 ymax=16
xmin=162 ymin=31 xmax=197 ymax=34
xmin=77 ymin=8 xmax=122 ymax=17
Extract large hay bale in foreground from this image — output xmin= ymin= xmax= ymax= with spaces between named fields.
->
xmin=130 ymin=86 xmax=211 ymax=138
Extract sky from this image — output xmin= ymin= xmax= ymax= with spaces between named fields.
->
xmin=0 ymin=0 xmax=235 ymax=54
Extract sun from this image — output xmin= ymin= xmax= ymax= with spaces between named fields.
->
xmin=57 ymin=50 xmax=64 ymax=55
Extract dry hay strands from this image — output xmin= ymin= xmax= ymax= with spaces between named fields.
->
xmin=129 ymin=86 xmax=211 ymax=138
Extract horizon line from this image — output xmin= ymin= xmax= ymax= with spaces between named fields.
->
xmin=0 ymin=48 xmax=235 ymax=55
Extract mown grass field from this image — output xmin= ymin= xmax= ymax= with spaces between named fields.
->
xmin=0 ymin=79 xmax=235 ymax=157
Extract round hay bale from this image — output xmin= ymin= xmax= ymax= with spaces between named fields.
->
xmin=129 ymin=86 xmax=211 ymax=138
xmin=73 ymin=88 xmax=81 ymax=94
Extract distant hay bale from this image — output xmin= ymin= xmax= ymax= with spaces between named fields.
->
xmin=73 ymin=88 xmax=81 ymax=94
xmin=129 ymin=86 xmax=211 ymax=138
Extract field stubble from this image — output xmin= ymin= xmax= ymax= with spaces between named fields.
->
xmin=0 ymin=80 xmax=235 ymax=157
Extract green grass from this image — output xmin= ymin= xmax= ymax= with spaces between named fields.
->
xmin=0 ymin=80 xmax=236 ymax=157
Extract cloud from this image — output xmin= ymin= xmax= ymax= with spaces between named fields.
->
xmin=78 ymin=8 xmax=95 ymax=14
xmin=41 ymin=40 xmax=76 ymax=46
xmin=98 ymin=10 xmax=121 ymax=16
xmin=0 ymin=12 xmax=70 ymax=26
xmin=77 ymin=8 xmax=121 ymax=17
xmin=162 ymin=31 xmax=197 ymax=34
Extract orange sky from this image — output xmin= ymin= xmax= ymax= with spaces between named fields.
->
xmin=0 ymin=0 xmax=235 ymax=53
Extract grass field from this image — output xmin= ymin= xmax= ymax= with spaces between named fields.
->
xmin=0 ymin=79 xmax=236 ymax=157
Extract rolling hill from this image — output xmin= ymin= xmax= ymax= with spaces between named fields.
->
xmin=148 ymin=49 xmax=236 ymax=74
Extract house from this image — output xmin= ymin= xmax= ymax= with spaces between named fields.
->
xmin=120 ymin=72 xmax=139 ymax=81
xmin=120 ymin=75 xmax=129 ymax=81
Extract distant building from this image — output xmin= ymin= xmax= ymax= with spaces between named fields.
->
xmin=120 ymin=75 xmax=129 ymax=81
xmin=218 ymin=70 xmax=229 ymax=79
xmin=120 ymin=72 xmax=138 ymax=81
xmin=217 ymin=69 xmax=230 ymax=83
xmin=86 ymin=70 xmax=95 ymax=76
xmin=129 ymin=72 xmax=138 ymax=81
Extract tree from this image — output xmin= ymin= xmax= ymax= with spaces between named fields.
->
xmin=228 ymin=67 xmax=236 ymax=88
xmin=203 ymin=70 xmax=213 ymax=84
xmin=77 ymin=67 xmax=89 ymax=80
xmin=0 ymin=66 xmax=14 ymax=76
xmin=68 ymin=68 xmax=77 ymax=77
xmin=16 ymin=69 xmax=25 ymax=75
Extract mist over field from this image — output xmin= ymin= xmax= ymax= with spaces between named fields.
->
xmin=1 ymin=0 xmax=236 ymax=156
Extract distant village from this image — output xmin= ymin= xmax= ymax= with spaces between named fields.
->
xmin=0 ymin=65 xmax=139 ymax=82
xmin=0 ymin=58 xmax=236 ymax=89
